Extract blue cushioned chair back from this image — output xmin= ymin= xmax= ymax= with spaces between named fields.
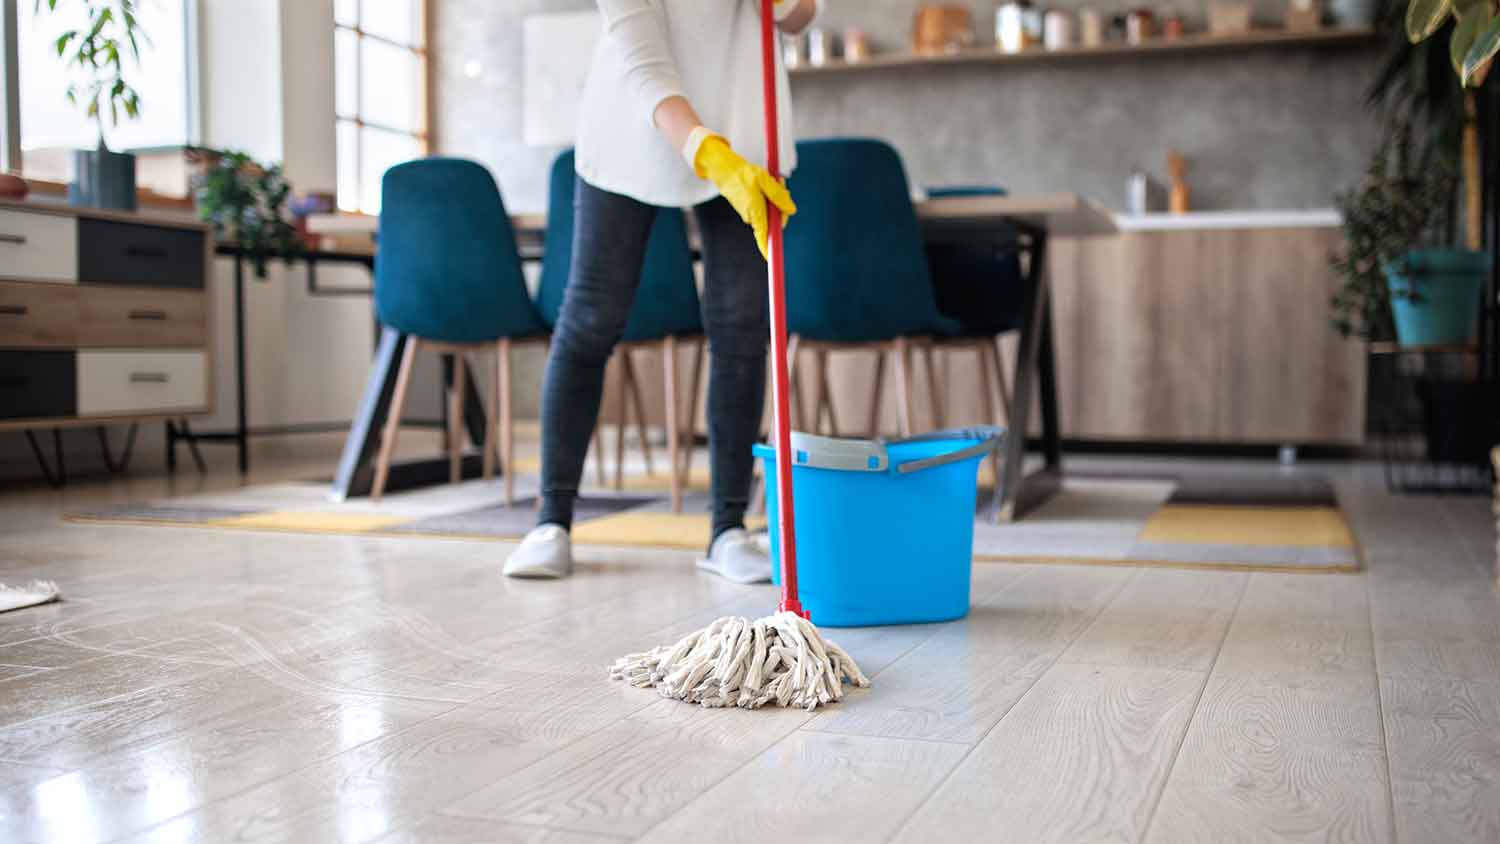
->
xmin=924 ymin=185 xmax=1026 ymax=336
xmin=536 ymin=150 xmax=701 ymax=342
xmin=783 ymin=139 xmax=959 ymax=342
xmin=376 ymin=157 xmax=546 ymax=343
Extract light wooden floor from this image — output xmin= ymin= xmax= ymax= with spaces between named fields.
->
xmin=1 ymin=441 xmax=1497 ymax=843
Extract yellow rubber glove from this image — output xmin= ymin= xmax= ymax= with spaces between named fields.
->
xmin=692 ymin=135 xmax=796 ymax=260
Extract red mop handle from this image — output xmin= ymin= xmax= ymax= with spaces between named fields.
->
xmin=760 ymin=1 xmax=804 ymax=618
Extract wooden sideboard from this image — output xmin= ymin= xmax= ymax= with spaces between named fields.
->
xmin=807 ymin=221 xmax=1364 ymax=447
xmin=0 ymin=200 xmax=214 ymax=436
xmin=1040 ymin=224 xmax=1364 ymax=444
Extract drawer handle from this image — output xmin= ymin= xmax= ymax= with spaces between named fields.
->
xmin=125 ymin=245 xmax=169 ymax=259
xmin=128 ymin=309 xmax=168 ymax=321
xmin=0 ymin=305 xmax=27 ymax=316
xmin=129 ymin=372 xmax=170 ymax=384
xmin=0 ymin=233 xmax=26 ymax=245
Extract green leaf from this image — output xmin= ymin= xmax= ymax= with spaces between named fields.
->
xmin=1463 ymin=16 xmax=1500 ymax=84
xmin=1408 ymin=0 xmax=1454 ymax=42
xmin=1451 ymin=4 xmax=1491 ymax=75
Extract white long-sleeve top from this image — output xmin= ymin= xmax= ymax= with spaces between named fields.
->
xmin=575 ymin=0 xmax=804 ymax=208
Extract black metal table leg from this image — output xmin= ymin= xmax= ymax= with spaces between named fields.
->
xmin=98 ymin=424 xmax=138 ymax=474
xmin=233 ymin=253 xmax=249 ymax=474
xmin=1037 ymin=298 xmax=1063 ymax=470
xmin=993 ymin=227 xmax=1063 ymax=522
xmin=178 ymin=418 xmax=207 ymax=472
xmin=24 ymin=429 xmax=65 ymax=488
xmin=332 ymin=326 xmax=411 ymax=501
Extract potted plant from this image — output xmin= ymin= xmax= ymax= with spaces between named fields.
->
xmin=35 ymin=0 xmax=150 ymax=211
xmin=191 ymin=149 xmax=303 ymax=279
xmin=1333 ymin=122 xmax=1486 ymax=344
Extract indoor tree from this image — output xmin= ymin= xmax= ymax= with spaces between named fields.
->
xmin=36 ymin=0 xmax=149 ymax=151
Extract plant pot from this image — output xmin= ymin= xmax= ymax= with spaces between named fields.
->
xmin=1328 ymin=0 xmax=1377 ymax=27
xmin=69 ymin=147 xmax=137 ymax=211
xmin=1383 ymin=248 xmax=1489 ymax=347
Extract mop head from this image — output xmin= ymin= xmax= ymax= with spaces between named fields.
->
xmin=609 ymin=611 xmax=869 ymax=710
xmin=0 ymin=580 xmax=61 ymax=614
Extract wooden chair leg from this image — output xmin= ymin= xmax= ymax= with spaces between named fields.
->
xmin=817 ymin=348 xmax=840 ymax=436
xmin=614 ymin=354 xmax=628 ymax=491
xmin=989 ymin=338 xmax=1012 ymax=420
xmin=678 ymin=337 xmax=705 ymax=482
xmin=498 ymin=339 xmax=514 ymax=506
xmin=663 ymin=335 xmax=682 ymax=513
xmin=924 ymin=343 xmax=945 ymax=430
xmin=371 ymin=337 xmax=419 ymax=501
xmin=977 ymin=340 xmax=1002 ymax=487
xmin=621 ymin=351 xmax=655 ymax=476
xmin=787 ymin=335 xmax=805 ymax=432
xmin=448 ymin=353 xmax=466 ymax=484
xmin=866 ymin=349 xmax=886 ymax=439
xmin=893 ymin=337 xmax=915 ymax=437
xmin=483 ymin=349 xmax=497 ymax=483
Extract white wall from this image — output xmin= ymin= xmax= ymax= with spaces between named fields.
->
xmin=0 ymin=0 xmax=414 ymax=482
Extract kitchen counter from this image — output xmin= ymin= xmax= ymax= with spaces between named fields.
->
xmin=1114 ymin=209 xmax=1342 ymax=231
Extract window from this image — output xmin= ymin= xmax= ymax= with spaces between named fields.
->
xmin=11 ymin=0 xmax=193 ymax=180
xmin=335 ymin=0 xmax=427 ymax=214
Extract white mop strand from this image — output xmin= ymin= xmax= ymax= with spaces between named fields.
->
xmin=609 ymin=611 xmax=870 ymax=711
xmin=0 ymin=580 xmax=61 ymax=613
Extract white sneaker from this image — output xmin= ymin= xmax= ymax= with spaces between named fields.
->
xmin=696 ymin=528 xmax=773 ymax=584
xmin=503 ymin=524 xmax=573 ymax=579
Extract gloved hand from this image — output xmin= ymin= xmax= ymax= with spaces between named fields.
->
xmin=690 ymin=133 xmax=796 ymax=260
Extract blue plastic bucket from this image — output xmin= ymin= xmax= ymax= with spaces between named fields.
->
xmin=753 ymin=427 xmax=1002 ymax=627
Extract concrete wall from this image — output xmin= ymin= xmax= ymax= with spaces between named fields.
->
xmin=431 ymin=0 xmax=1383 ymax=213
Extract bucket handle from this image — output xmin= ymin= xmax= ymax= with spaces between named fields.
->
xmin=788 ymin=431 xmax=889 ymax=472
xmin=891 ymin=426 xmax=1005 ymax=475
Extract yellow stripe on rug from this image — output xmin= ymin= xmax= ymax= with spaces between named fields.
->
xmin=1138 ymin=505 xmax=1355 ymax=548
xmin=572 ymin=511 xmax=767 ymax=551
xmin=208 ymin=511 xmax=411 ymax=533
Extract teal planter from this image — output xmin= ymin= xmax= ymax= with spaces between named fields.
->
xmin=1383 ymin=248 xmax=1489 ymax=346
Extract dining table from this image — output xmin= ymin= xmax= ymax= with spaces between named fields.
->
xmin=304 ymin=193 xmax=1118 ymax=521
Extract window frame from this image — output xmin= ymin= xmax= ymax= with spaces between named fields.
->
xmin=0 ymin=0 xmax=198 ymax=176
xmin=334 ymin=0 xmax=430 ymax=214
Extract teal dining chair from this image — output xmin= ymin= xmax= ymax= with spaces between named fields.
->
xmin=781 ymin=138 xmax=961 ymax=438
xmin=371 ymin=157 xmax=549 ymax=504
xmin=536 ymin=150 xmax=705 ymax=511
xmin=920 ymin=185 xmax=1028 ymax=484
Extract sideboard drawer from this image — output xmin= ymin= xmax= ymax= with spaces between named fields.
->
xmin=78 ymin=219 xmax=206 ymax=289
xmin=0 ymin=208 xmax=79 ymax=284
xmin=77 ymin=350 xmax=207 ymax=416
xmin=76 ymin=288 xmax=206 ymax=348
xmin=0 ymin=351 xmax=77 ymax=420
xmin=0 ymin=281 xmax=79 ymax=348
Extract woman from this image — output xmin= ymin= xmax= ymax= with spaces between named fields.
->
xmin=504 ymin=0 xmax=818 ymax=580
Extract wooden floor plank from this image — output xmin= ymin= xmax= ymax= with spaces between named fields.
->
xmin=1380 ymin=673 xmax=1500 ymax=843
xmin=376 ymin=814 xmax=615 ymax=843
xmin=894 ymin=664 xmax=1204 ymax=844
xmin=1369 ymin=583 xmax=1500 ymax=683
xmin=0 ymin=692 xmax=452 ymax=844
xmin=443 ymin=698 xmax=812 ymax=838
xmin=118 ymin=675 xmax=654 ymax=844
xmin=638 ymin=731 xmax=969 ymax=843
xmin=1060 ymin=568 xmax=1247 ymax=671
xmin=807 ymin=566 xmax=1132 ymax=743
xmin=1145 ymin=671 xmax=1393 ymax=844
xmin=1213 ymin=572 xmax=1375 ymax=676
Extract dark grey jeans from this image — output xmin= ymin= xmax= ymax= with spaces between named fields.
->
xmin=537 ymin=177 xmax=768 ymax=544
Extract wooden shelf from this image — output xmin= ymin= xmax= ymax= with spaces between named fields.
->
xmin=788 ymin=27 xmax=1378 ymax=76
